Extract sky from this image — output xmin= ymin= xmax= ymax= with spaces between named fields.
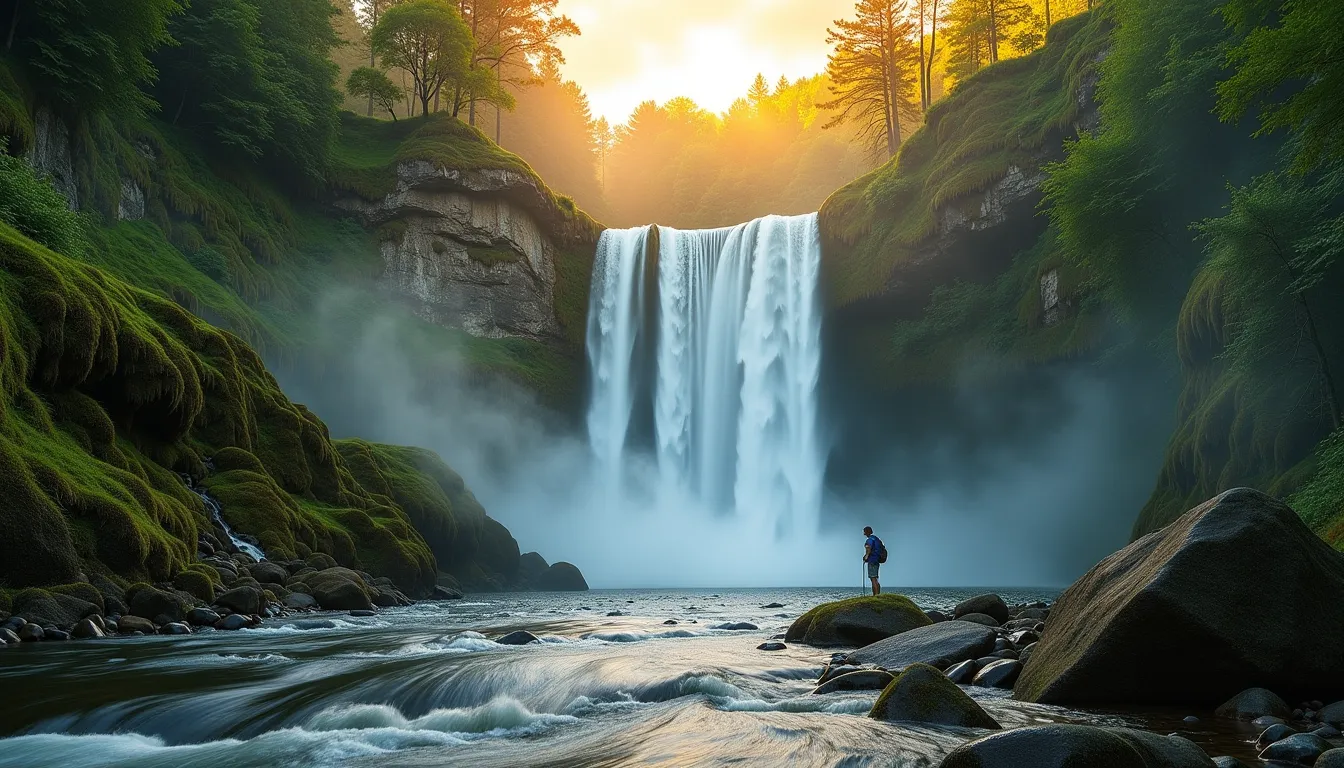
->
xmin=554 ymin=0 xmax=856 ymax=123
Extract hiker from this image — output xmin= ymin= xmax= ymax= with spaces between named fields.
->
xmin=863 ymin=526 xmax=886 ymax=595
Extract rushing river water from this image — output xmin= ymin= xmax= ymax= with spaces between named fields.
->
xmin=0 ymin=588 xmax=1269 ymax=767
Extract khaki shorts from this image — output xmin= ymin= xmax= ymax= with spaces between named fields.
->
xmin=867 ymin=562 xmax=880 ymax=579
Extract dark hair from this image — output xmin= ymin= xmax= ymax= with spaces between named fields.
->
xmin=863 ymin=526 xmax=873 ymax=535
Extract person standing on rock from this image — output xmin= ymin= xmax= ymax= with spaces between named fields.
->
xmin=863 ymin=526 xmax=884 ymax=595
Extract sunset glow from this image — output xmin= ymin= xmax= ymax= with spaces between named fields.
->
xmin=555 ymin=0 xmax=855 ymax=122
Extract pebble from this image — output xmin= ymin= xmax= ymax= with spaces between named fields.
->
xmin=1182 ymin=716 xmax=1200 ymax=724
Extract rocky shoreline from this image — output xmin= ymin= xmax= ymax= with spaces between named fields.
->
xmin=787 ymin=488 xmax=1344 ymax=767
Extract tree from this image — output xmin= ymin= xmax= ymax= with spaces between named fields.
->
xmin=347 ymin=66 xmax=404 ymax=119
xmin=2 ymin=0 xmax=182 ymax=116
xmin=371 ymin=0 xmax=472 ymax=117
xmin=915 ymin=0 xmax=943 ymax=111
xmin=821 ymin=0 xmax=922 ymax=158
xmin=944 ymin=0 xmax=1041 ymax=81
xmin=354 ymin=0 xmax=405 ymax=115
xmin=593 ymin=115 xmax=614 ymax=192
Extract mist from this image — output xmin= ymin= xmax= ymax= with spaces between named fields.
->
xmin=275 ymin=288 xmax=1173 ymax=589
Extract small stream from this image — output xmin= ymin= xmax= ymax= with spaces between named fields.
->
xmin=182 ymin=473 xmax=266 ymax=562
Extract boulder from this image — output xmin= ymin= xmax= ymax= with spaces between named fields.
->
xmin=785 ymin=594 xmax=932 ymax=647
xmin=12 ymin=590 xmax=99 ymax=629
xmin=535 ymin=562 xmax=589 ymax=592
xmin=938 ymin=725 xmax=1215 ymax=768
xmin=305 ymin=553 xmax=338 ymax=571
xmin=1255 ymin=723 xmax=1297 ymax=750
xmin=973 ymin=660 xmax=1022 ymax=688
xmin=1252 ymin=715 xmax=1286 ymax=729
xmin=762 ymin=603 xmax=785 ymax=609
xmin=946 ymin=659 xmax=978 ymax=684
xmin=17 ymin=623 xmax=44 ymax=642
xmin=249 ymin=562 xmax=289 ymax=586
xmin=1212 ymin=758 xmax=1252 ymax=768
xmin=118 ymin=615 xmax=155 ymax=634
xmin=217 ymin=613 xmax=249 ymax=630
xmin=431 ymin=586 xmax=463 ymax=601
xmin=0 ymin=627 xmax=19 ymax=645
xmin=159 ymin=622 xmax=191 ymax=636
xmin=186 ymin=608 xmax=221 ymax=626
xmin=1014 ymin=489 xmax=1344 ymax=706
xmin=926 ymin=610 xmax=949 ymax=623
xmin=72 ymin=618 xmax=105 ymax=638
xmin=1320 ymin=700 xmax=1344 ymax=725
xmin=869 ymin=663 xmax=1000 ymax=729
xmin=214 ymin=586 xmax=262 ymax=616
xmin=1260 ymin=733 xmax=1331 ymax=764
xmin=814 ymin=669 xmax=895 ymax=695
xmin=283 ymin=593 xmax=318 ymax=610
xmin=955 ymin=594 xmax=1010 ymax=625
xmin=1315 ymin=725 xmax=1342 ymax=738
xmin=757 ymin=642 xmax=787 ymax=651
xmin=713 ymin=622 xmax=758 ymax=631
xmin=1216 ymin=688 xmax=1292 ymax=721
xmin=303 ymin=568 xmax=373 ymax=611
xmin=846 ymin=620 xmax=997 ymax=670
xmin=957 ymin=613 xmax=1001 ymax=627
xmin=496 ymin=630 xmax=540 ymax=645
xmin=127 ymin=586 xmax=188 ymax=623
xmin=1317 ymin=749 xmax=1344 ymax=768
xmin=45 ymin=628 xmax=70 ymax=641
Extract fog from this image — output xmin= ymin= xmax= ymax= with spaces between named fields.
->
xmin=276 ymin=290 xmax=1173 ymax=589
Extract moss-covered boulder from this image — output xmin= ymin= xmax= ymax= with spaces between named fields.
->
xmin=869 ymin=663 xmax=1001 ymax=728
xmin=11 ymin=588 xmax=100 ymax=628
xmin=786 ymin=594 xmax=932 ymax=647
xmin=214 ymin=586 xmax=262 ymax=615
xmin=127 ymin=584 xmax=190 ymax=623
xmin=939 ymin=725 xmax=1214 ymax=768
xmin=172 ymin=570 xmax=215 ymax=603
xmin=536 ymin=561 xmax=588 ymax=591
xmin=1015 ymin=489 xmax=1344 ymax=706
xmin=301 ymin=567 xmax=373 ymax=611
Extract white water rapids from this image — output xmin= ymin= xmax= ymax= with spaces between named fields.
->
xmin=586 ymin=214 xmax=825 ymax=537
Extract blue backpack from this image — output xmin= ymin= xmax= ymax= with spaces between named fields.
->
xmin=870 ymin=536 xmax=888 ymax=564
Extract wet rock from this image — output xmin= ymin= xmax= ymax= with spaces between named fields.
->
xmin=1256 ymin=723 xmax=1297 ymax=749
xmin=1212 ymin=758 xmax=1251 ymax=768
xmin=305 ymin=553 xmax=338 ymax=571
xmin=1314 ymin=724 xmax=1342 ymax=738
xmin=372 ymin=589 xmax=403 ymax=608
xmin=954 ymin=594 xmax=1010 ymax=625
xmin=1317 ymin=749 xmax=1344 ymax=768
xmin=2 ymin=616 xmax=24 ymax=632
xmin=43 ymin=628 xmax=69 ymax=641
xmin=1182 ymin=716 xmax=1200 ymax=724
xmin=159 ymin=622 xmax=191 ymax=636
xmin=0 ymin=627 xmax=21 ymax=645
xmin=956 ymin=613 xmax=1001 ymax=628
xmin=17 ymin=623 xmax=45 ymax=642
xmin=786 ymin=594 xmax=933 ymax=647
xmin=291 ymin=620 xmax=337 ymax=630
xmin=1320 ymin=701 xmax=1344 ymax=725
xmin=757 ymin=642 xmax=787 ymax=651
xmin=991 ymin=649 xmax=1019 ymax=660
xmin=13 ymin=591 xmax=99 ymax=629
xmin=992 ymin=637 xmax=1012 ymax=652
xmin=1017 ymin=607 xmax=1049 ymax=621
xmin=1015 ymin=489 xmax=1344 ymax=706
xmin=349 ymin=609 xmax=377 ymax=617
xmin=976 ymin=656 xmax=1003 ymax=666
xmin=303 ymin=568 xmax=374 ymax=611
xmin=1259 ymin=732 xmax=1331 ymax=765
xmin=1217 ymin=688 xmax=1292 ymax=721
xmin=814 ymin=669 xmax=894 ymax=695
xmin=186 ymin=608 xmax=221 ymax=626
xmin=939 ymin=725 xmax=1213 ymax=768
xmin=1009 ymin=630 xmax=1040 ymax=646
xmin=535 ymin=562 xmax=589 ymax=592
xmin=72 ymin=618 xmax=105 ymax=639
xmin=926 ymin=610 xmax=949 ymax=623
xmin=118 ymin=615 xmax=156 ymax=634
xmin=283 ymin=593 xmax=318 ymax=610
xmin=761 ymin=603 xmax=785 ymax=609
xmin=1004 ymin=618 xmax=1040 ymax=631
xmin=216 ymin=614 xmax=249 ymax=631
xmin=214 ymin=586 xmax=262 ymax=616
xmin=128 ymin=586 xmax=188 ymax=623
xmin=1018 ymin=642 xmax=1037 ymax=667
xmin=945 ymin=659 xmax=978 ymax=684
xmin=431 ymin=586 xmax=463 ymax=601
xmin=870 ymin=663 xmax=1000 ymax=729
xmin=847 ymin=620 xmax=998 ymax=671
xmin=817 ymin=661 xmax=861 ymax=686
xmin=496 ymin=630 xmax=540 ymax=645
xmin=663 ymin=619 xmax=679 ymax=625
xmin=1252 ymin=715 xmax=1287 ymax=729
xmin=249 ymin=562 xmax=289 ymax=586
xmin=973 ymin=660 xmax=1022 ymax=689
xmin=605 ymin=611 xmax=622 ymax=616
xmin=713 ymin=622 xmax=758 ymax=631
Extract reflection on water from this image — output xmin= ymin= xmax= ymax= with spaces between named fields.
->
xmin=0 ymin=588 xmax=1267 ymax=767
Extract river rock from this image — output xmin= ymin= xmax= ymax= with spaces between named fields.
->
xmin=128 ymin=586 xmax=188 ymax=623
xmin=72 ymin=618 xmax=105 ymax=638
xmin=17 ymin=623 xmax=44 ymax=642
xmin=186 ymin=608 xmax=220 ymax=626
xmin=496 ymin=630 xmax=540 ymax=645
xmin=283 ymin=593 xmax=318 ymax=610
xmin=0 ymin=627 xmax=18 ymax=645
xmin=757 ymin=642 xmax=787 ymax=651
xmin=939 ymin=725 xmax=1214 ymax=768
xmin=1252 ymin=715 xmax=1286 ymax=729
xmin=214 ymin=586 xmax=262 ymax=616
xmin=13 ymin=591 xmax=98 ymax=629
xmin=1216 ymin=687 xmax=1292 ymax=720
xmin=1255 ymin=723 xmax=1297 ymax=749
xmin=1009 ymin=630 xmax=1040 ymax=646
xmin=1211 ymin=758 xmax=1251 ymax=768
xmin=713 ymin=622 xmax=758 ymax=631
xmin=1320 ymin=701 xmax=1344 ymax=725
xmin=349 ymin=609 xmax=376 ymax=617
xmin=786 ymin=594 xmax=932 ymax=647
xmin=158 ymin=622 xmax=191 ymax=635
xmin=955 ymin=594 xmax=1010 ymax=625
xmin=248 ymin=562 xmax=289 ymax=586
xmin=1317 ymin=749 xmax=1344 ymax=767
xmin=973 ymin=660 xmax=1022 ymax=688
xmin=216 ymin=614 xmax=249 ymax=631
xmin=945 ymin=659 xmax=978 ymax=684
xmin=846 ymin=620 xmax=998 ymax=670
xmin=303 ymin=568 xmax=374 ymax=611
xmin=305 ymin=553 xmax=338 ymax=571
xmin=534 ymin=562 xmax=589 ymax=591
xmin=118 ymin=615 xmax=155 ymax=634
xmin=1314 ymin=724 xmax=1342 ymax=738
xmin=44 ymin=628 xmax=70 ymax=641
xmin=1015 ymin=489 xmax=1344 ymax=706
xmin=957 ymin=613 xmax=1001 ymax=628
xmin=869 ymin=663 xmax=1000 ymax=728
xmin=814 ymin=669 xmax=894 ymax=695
xmin=1259 ymin=732 xmax=1332 ymax=764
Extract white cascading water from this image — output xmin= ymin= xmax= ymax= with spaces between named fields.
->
xmin=586 ymin=213 xmax=824 ymax=537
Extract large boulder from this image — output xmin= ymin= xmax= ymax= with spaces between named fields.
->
xmin=1015 ymin=489 xmax=1344 ymax=706
xmin=1215 ymin=688 xmax=1292 ymax=720
xmin=12 ymin=589 xmax=98 ymax=629
xmin=815 ymin=669 xmax=894 ymax=695
xmin=127 ymin=585 xmax=189 ymax=623
xmin=846 ymin=620 xmax=998 ymax=670
xmin=214 ymin=586 xmax=262 ymax=616
xmin=302 ymin=568 xmax=373 ymax=611
xmin=248 ymin=562 xmax=289 ymax=586
xmin=786 ymin=594 xmax=932 ymax=647
xmin=939 ymin=725 xmax=1215 ymax=768
xmin=869 ymin=663 xmax=1000 ymax=728
xmin=534 ymin=562 xmax=588 ymax=592
xmin=954 ymin=594 xmax=1010 ymax=625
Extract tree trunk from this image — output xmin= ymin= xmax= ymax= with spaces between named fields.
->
xmin=6 ymin=2 xmax=19 ymax=51
xmin=1045 ymin=0 xmax=1052 ymax=27
xmin=421 ymin=94 xmax=431 ymax=117
xmin=988 ymin=0 xmax=999 ymax=64
xmin=928 ymin=0 xmax=940 ymax=104
xmin=469 ymin=98 xmax=476 ymax=126
xmin=173 ymin=90 xmax=187 ymax=125
xmin=919 ymin=1 xmax=928 ymax=112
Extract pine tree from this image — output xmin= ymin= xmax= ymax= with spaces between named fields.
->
xmin=821 ymin=0 xmax=922 ymax=158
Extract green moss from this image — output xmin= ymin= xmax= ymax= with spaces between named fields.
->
xmin=172 ymin=569 xmax=215 ymax=602
xmin=788 ymin=593 xmax=931 ymax=645
xmin=819 ymin=11 xmax=1111 ymax=306
xmin=465 ymin=245 xmax=523 ymax=268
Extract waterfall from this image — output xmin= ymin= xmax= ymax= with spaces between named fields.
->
xmin=585 ymin=213 xmax=824 ymax=536
xmin=182 ymin=473 xmax=267 ymax=561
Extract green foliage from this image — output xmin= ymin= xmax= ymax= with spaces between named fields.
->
xmin=0 ymin=141 xmax=87 ymax=257
xmin=1290 ymin=426 xmax=1344 ymax=546
xmin=4 ymin=0 xmax=182 ymax=116
xmin=819 ymin=11 xmax=1110 ymax=305
xmin=370 ymin=0 xmax=472 ymax=117
xmin=186 ymin=246 xmax=233 ymax=284
xmin=347 ymin=66 xmax=404 ymax=120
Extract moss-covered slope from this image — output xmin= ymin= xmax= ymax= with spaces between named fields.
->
xmin=0 ymin=221 xmax=511 ymax=593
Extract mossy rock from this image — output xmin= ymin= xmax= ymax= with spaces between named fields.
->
xmin=870 ymin=663 xmax=1001 ymax=728
xmin=49 ymin=582 xmax=104 ymax=612
xmin=12 ymin=587 xmax=100 ymax=628
xmin=786 ymin=594 xmax=933 ymax=647
xmin=172 ymin=569 xmax=216 ymax=603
